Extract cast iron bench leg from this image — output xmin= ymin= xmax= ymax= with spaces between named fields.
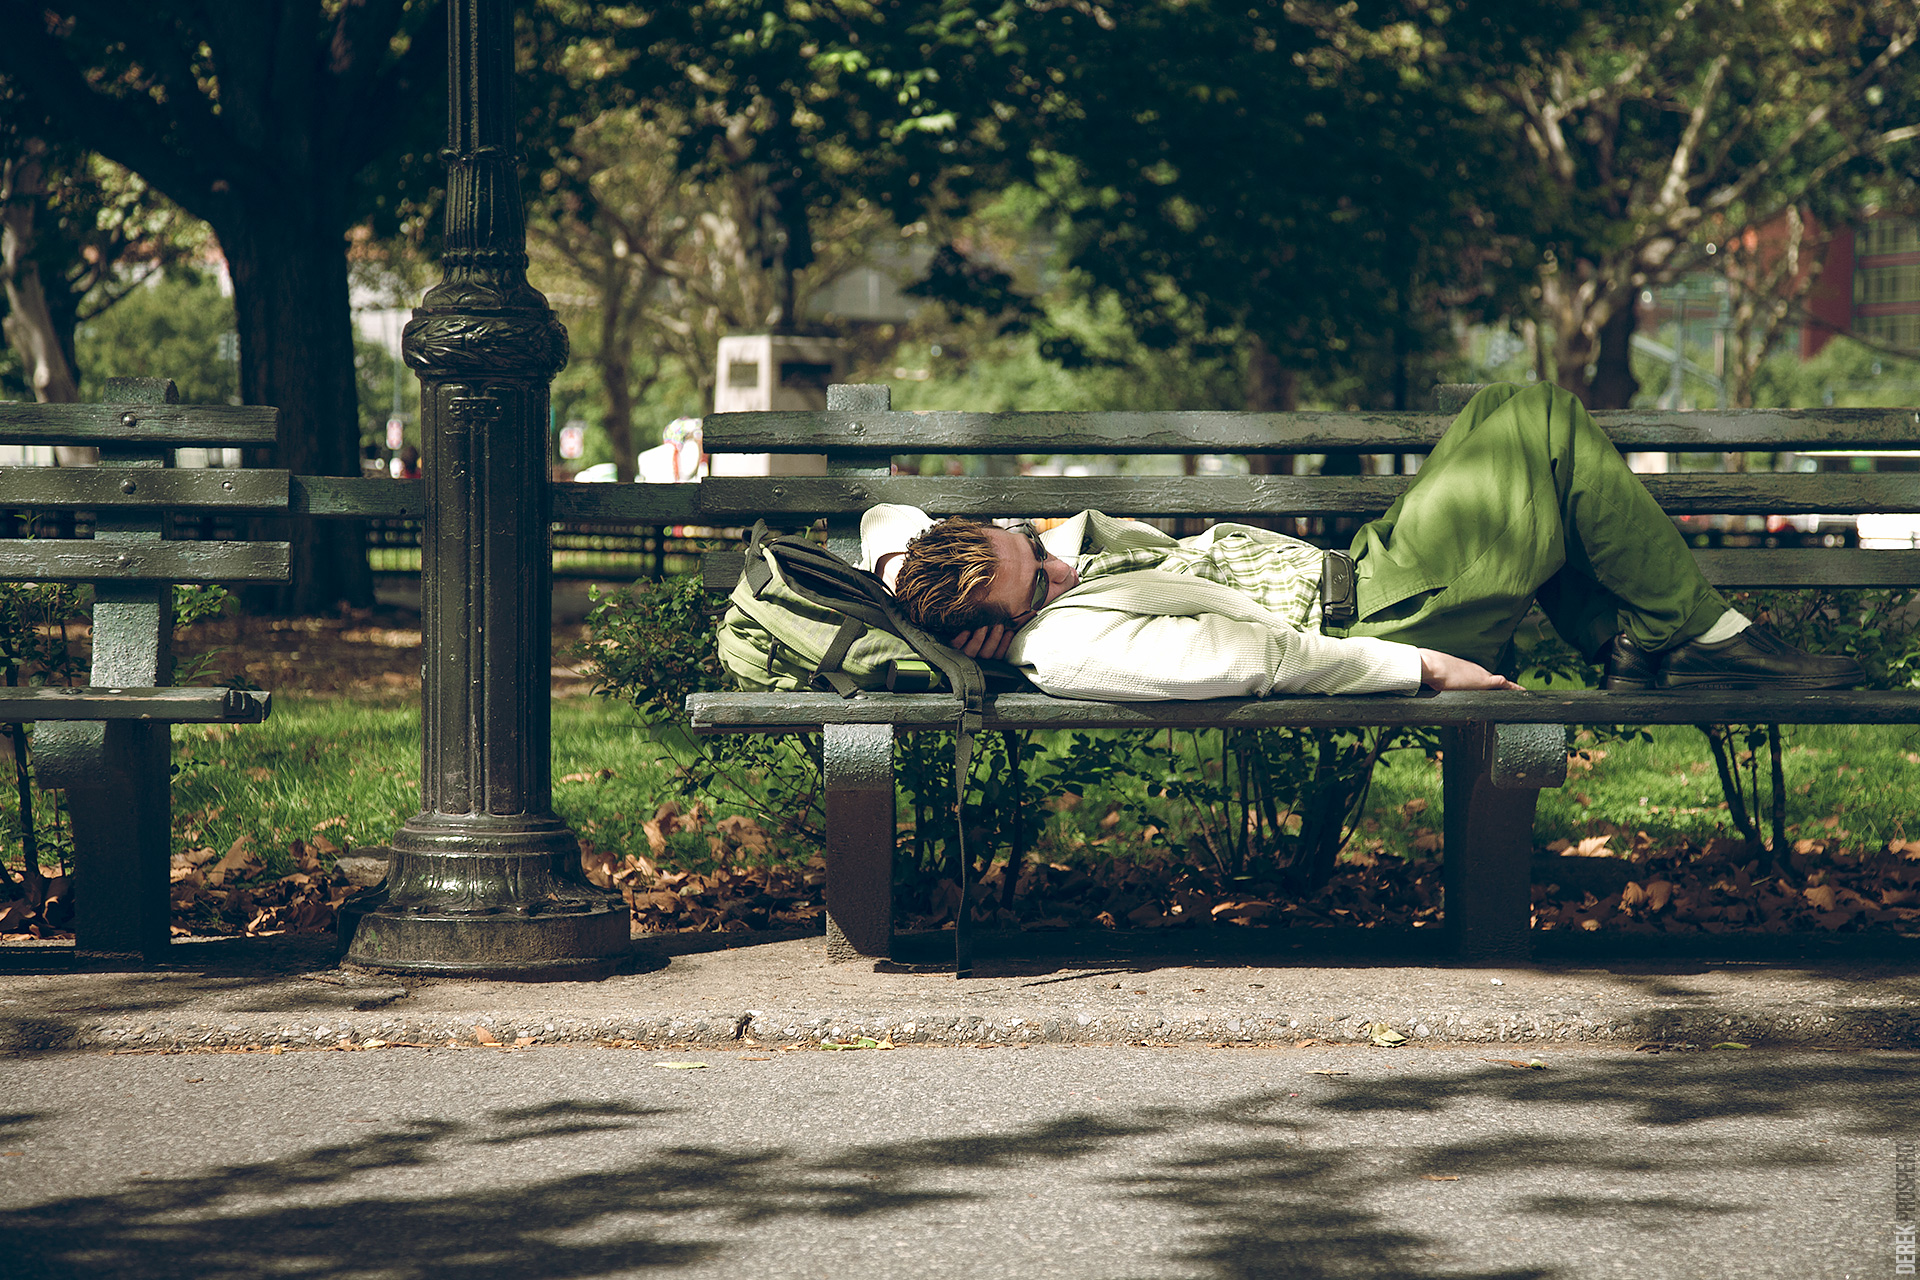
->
xmin=69 ymin=724 xmax=173 ymax=962
xmin=1442 ymin=721 xmax=1563 ymax=962
xmin=823 ymin=723 xmax=895 ymax=961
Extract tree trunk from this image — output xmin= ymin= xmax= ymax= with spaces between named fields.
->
xmin=0 ymin=150 xmax=80 ymax=404
xmin=1586 ymin=301 xmax=1641 ymax=410
xmin=223 ymin=214 xmax=371 ymax=614
xmin=599 ymin=262 xmax=639 ymax=482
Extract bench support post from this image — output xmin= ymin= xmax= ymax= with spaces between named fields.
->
xmin=823 ymin=723 xmax=895 ymax=961
xmin=1441 ymin=722 xmax=1544 ymax=962
xmin=55 ymin=378 xmax=177 ymax=962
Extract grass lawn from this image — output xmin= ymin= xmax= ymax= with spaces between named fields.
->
xmin=4 ymin=691 xmax=1916 ymax=902
xmin=154 ymin=692 xmax=684 ymax=877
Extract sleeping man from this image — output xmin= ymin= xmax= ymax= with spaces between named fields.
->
xmin=860 ymin=383 xmax=1862 ymax=701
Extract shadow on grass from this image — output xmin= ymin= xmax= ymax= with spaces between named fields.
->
xmin=2 ymin=1053 xmax=1906 ymax=1278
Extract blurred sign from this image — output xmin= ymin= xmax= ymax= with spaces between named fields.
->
xmin=386 ymin=417 xmax=405 ymax=449
xmin=558 ymin=422 xmax=586 ymax=460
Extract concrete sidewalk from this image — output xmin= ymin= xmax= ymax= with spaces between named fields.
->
xmin=4 ymin=929 xmax=1919 ymax=1053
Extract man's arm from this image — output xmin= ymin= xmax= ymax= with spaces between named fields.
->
xmin=1008 ymin=608 xmax=1426 ymax=700
xmin=1416 ymin=650 xmax=1523 ymax=691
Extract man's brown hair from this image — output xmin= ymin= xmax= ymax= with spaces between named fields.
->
xmin=893 ymin=519 xmax=1005 ymax=633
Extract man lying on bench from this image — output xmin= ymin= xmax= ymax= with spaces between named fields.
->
xmin=861 ymin=383 xmax=1862 ymax=701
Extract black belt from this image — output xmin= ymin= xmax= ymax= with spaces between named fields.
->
xmin=1321 ymin=548 xmax=1358 ymax=631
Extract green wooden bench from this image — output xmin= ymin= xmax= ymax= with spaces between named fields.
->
xmin=0 ymin=378 xmax=279 ymax=961
xmin=687 ymin=383 xmax=1920 ymax=974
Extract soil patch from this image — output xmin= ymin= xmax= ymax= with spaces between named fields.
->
xmin=173 ymin=608 xmax=594 ymax=696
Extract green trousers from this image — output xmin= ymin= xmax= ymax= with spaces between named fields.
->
xmin=1342 ymin=382 xmax=1729 ymax=670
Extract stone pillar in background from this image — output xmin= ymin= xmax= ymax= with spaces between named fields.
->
xmin=345 ymin=0 xmax=625 ymax=976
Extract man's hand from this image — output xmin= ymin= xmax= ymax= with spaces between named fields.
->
xmin=1417 ymin=649 xmax=1524 ymax=691
xmin=951 ymin=623 xmax=1016 ymax=662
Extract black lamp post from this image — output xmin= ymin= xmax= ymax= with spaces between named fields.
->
xmin=345 ymin=0 xmax=627 ymax=975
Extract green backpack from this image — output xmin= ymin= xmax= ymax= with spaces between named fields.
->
xmin=717 ymin=520 xmax=980 ymax=700
xmin=715 ymin=520 xmax=1001 ymax=975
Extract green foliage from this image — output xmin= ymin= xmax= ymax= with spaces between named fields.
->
xmin=74 ymin=273 xmax=236 ymax=405
xmin=1732 ymin=586 xmax=1920 ymax=692
xmin=0 ymin=582 xmax=85 ymax=689
xmin=577 ymin=573 xmax=827 ymax=846
xmin=353 ymin=335 xmax=420 ymax=453
xmin=1751 ymin=336 xmax=1920 ymax=410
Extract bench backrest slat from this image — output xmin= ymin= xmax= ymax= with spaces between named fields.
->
xmin=698 ymin=472 xmax=1920 ymax=521
xmin=0 ymin=467 xmax=290 ymax=510
xmin=705 ymin=406 xmax=1920 ymax=454
xmin=286 ymin=476 xmax=706 ymax=523
xmin=0 ymin=403 xmax=279 ymax=446
xmin=0 ymin=539 xmax=292 ymax=584
xmin=700 ymin=548 xmax=1920 ymax=593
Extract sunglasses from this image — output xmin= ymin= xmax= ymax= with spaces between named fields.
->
xmin=1012 ymin=523 xmax=1050 ymax=621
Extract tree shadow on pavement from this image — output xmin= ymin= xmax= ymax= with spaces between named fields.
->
xmin=1 ymin=1053 xmax=1907 ymax=1278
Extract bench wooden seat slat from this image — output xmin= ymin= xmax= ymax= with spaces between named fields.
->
xmin=0 ymin=403 xmax=279 ymax=445
xmin=706 ymin=406 xmax=1920 ymax=454
xmin=690 ymin=688 xmax=1920 ymax=733
xmin=0 ymin=539 xmax=291 ymax=583
xmin=699 ymin=473 xmax=1920 ymax=520
xmin=0 ymin=687 xmax=271 ymax=722
xmin=0 ymin=467 xmax=290 ymax=509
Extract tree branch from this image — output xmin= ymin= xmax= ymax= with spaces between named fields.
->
xmin=0 ymin=11 xmax=228 ymax=222
xmin=1706 ymin=19 xmax=1918 ymax=213
xmin=1651 ymin=54 xmax=1727 ymax=218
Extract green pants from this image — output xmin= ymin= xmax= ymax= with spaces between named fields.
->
xmin=1342 ymin=382 xmax=1728 ymax=670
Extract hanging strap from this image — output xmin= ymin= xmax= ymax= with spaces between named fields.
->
xmin=952 ymin=716 xmax=975 ymax=979
xmin=811 ymin=617 xmax=865 ymax=699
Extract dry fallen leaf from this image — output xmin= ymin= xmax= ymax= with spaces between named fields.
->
xmin=1711 ymin=1041 xmax=1751 ymax=1050
xmin=1308 ymin=1069 xmax=1349 ymax=1076
xmin=1422 ymin=1175 xmax=1460 ymax=1182
xmin=653 ymin=1061 xmax=708 ymax=1070
xmin=472 ymin=1026 xmax=500 ymax=1046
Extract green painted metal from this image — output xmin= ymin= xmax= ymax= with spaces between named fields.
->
xmin=345 ymin=0 xmax=627 ymax=977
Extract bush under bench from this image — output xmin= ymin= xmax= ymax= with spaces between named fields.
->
xmin=690 ymin=384 xmax=1920 ymax=972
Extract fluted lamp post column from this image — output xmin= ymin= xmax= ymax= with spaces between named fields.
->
xmin=345 ymin=0 xmax=627 ymax=975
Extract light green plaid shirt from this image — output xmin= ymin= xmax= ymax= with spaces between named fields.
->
xmin=1075 ymin=516 xmax=1326 ymax=631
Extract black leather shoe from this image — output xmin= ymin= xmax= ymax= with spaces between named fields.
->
xmin=1602 ymin=634 xmax=1659 ymax=690
xmin=1657 ymin=624 xmax=1865 ymax=690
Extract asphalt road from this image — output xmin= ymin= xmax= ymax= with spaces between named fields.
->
xmin=0 ymin=1043 xmax=1910 ymax=1279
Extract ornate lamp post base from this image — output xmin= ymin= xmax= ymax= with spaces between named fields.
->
xmin=343 ymin=902 xmax=627 ymax=979
xmin=344 ymin=822 xmax=628 ymax=977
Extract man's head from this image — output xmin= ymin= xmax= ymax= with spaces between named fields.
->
xmin=893 ymin=518 xmax=1078 ymax=634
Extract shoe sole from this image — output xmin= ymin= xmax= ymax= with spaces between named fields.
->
xmin=1603 ymin=677 xmax=1655 ymax=691
xmin=1657 ymin=675 xmax=1861 ymax=691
